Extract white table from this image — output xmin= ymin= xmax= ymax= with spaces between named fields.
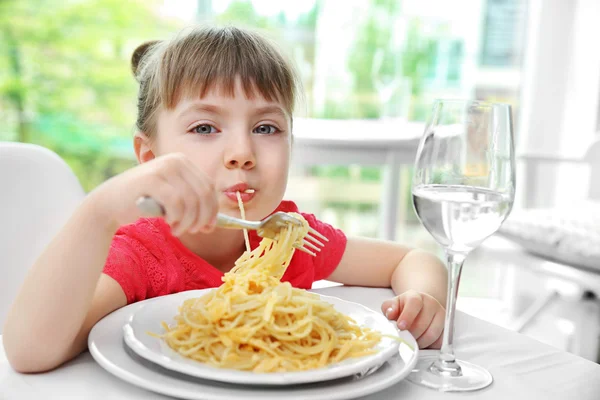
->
xmin=475 ymin=235 xmax=600 ymax=362
xmin=292 ymin=118 xmax=423 ymax=240
xmin=2 ymin=286 xmax=600 ymax=400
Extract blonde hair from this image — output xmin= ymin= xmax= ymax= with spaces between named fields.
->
xmin=131 ymin=26 xmax=299 ymax=138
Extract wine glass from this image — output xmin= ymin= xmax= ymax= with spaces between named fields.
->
xmin=408 ymin=99 xmax=516 ymax=391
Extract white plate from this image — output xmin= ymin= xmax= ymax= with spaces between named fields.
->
xmin=89 ymin=294 xmax=419 ymax=400
xmin=122 ymin=289 xmax=404 ymax=385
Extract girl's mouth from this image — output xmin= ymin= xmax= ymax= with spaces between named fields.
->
xmin=223 ymin=188 xmax=256 ymax=203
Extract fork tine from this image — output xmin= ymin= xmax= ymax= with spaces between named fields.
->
xmin=294 ymin=245 xmax=316 ymax=257
xmin=308 ymin=227 xmax=329 ymax=242
xmin=304 ymin=233 xmax=325 ymax=248
xmin=301 ymin=240 xmax=321 ymax=252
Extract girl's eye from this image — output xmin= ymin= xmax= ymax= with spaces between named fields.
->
xmin=253 ymin=124 xmax=279 ymax=135
xmin=191 ymin=124 xmax=218 ymax=135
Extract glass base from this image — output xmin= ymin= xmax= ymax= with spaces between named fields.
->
xmin=407 ymin=355 xmax=493 ymax=392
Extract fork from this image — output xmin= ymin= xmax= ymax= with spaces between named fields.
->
xmin=135 ymin=196 xmax=328 ymax=256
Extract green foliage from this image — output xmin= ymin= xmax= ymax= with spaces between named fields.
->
xmin=0 ymin=0 xmax=175 ymax=190
xmin=346 ymin=0 xmax=401 ymax=119
xmin=344 ymin=2 xmax=440 ymax=121
xmin=401 ymin=19 xmax=442 ymax=121
xmin=215 ymin=1 xmax=275 ymax=30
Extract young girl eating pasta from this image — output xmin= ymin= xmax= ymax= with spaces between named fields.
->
xmin=3 ymin=25 xmax=448 ymax=373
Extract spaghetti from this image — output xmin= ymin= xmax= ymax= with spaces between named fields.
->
xmin=235 ymin=191 xmax=251 ymax=253
xmin=153 ymin=197 xmax=383 ymax=372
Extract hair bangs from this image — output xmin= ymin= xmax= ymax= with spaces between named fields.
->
xmin=158 ymin=26 xmax=295 ymax=116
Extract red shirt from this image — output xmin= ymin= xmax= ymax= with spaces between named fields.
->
xmin=103 ymin=201 xmax=347 ymax=304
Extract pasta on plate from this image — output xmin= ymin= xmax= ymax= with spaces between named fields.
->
xmin=151 ymin=195 xmax=385 ymax=372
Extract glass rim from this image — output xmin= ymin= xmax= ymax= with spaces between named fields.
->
xmin=432 ymin=98 xmax=511 ymax=109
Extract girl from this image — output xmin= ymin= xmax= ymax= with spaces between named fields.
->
xmin=3 ymin=25 xmax=447 ymax=373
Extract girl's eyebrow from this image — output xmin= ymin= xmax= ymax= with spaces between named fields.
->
xmin=176 ymin=103 xmax=288 ymax=120
xmin=176 ymin=103 xmax=223 ymax=119
xmin=253 ymin=106 xmax=288 ymax=119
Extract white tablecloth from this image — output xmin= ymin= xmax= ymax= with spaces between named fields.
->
xmin=2 ymin=287 xmax=600 ymax=400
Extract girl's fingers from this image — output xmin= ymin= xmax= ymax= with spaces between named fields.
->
xmin=176 ymin=156 xmax=218 ymax=233
xmin=171 ymin=176 xmax=199 ymax=236
xmin=396 ymin=291 xmax=424 ymax=331
xmin=157 ymin=175 xmax=197 ymax=236
xmin=381 ymin=299 xmax=400 ymax=320
xmin=151 ymin=180 xmax=184 ymax=227
xmin=193 ymin=187 xmax=218 ymax=233
xmin=152 ymin=154 xmax=217 ymax=235
xmin=406 ymin=305 xmax=436 ymax=340
xmin=429 ymin=332 xmax=444 ymax=349
xmin=417 ymin=309 xmax=445 ymax=349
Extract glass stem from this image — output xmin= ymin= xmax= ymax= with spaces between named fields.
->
xmin=429 ymin=250 xmax=467 ymax=377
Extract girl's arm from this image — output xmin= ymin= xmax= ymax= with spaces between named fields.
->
xmin=2 ymin=197 xmax=127 ymax=373
xmin=328 ymin=237 xmax=447 ymax=348
xmin=328 ymin=237 xmax=447 ymax=304
xmin=3 ymin=153 xmax=218 ymax=373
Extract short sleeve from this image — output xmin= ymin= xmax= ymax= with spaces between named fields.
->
xmin=300 ymin=212 xmax=347 ymax=281
xmin=103 ymin=231 xmax=147 ymax=304
xmin=103 ymin=219 xmax=185 ymax=304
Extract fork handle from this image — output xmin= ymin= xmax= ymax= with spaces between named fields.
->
xmin=135 ymin=196 xmax=260 ymax=231
xmin=215 ymin=213 xmax=261 ymax=230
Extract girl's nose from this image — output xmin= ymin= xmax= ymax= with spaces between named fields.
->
xmin=224 ymin=134 xmax=256 ymax=170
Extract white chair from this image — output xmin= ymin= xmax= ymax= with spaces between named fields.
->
xmin=505 ymin=137 xmax=600 ymax=270
xmin=479 ymin=137 xmax=600 ymax=361
xmin=0 ymin=142 xmax=85 ymax=333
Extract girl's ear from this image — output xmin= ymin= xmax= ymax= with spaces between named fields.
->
xmin=134 ymin=132 xmax=156 ymax=164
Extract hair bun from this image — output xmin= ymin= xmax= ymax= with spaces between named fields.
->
xmin=131 ymin=40 xmax=160 ymax=77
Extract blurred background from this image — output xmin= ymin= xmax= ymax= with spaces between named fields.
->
xmin=2 ymin=0 xmax=600 ymax=360
xmin=0 ymin=0 xmax=527 ymax=235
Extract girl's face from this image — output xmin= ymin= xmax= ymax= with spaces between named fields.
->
xmin=151 ymin=77 xmax=292 ymax=220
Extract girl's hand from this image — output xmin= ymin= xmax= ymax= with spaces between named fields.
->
xmin=381 ymin=290 xmax=445 ymax=349
xmin=91 ymin=153 xmax=218 ymax=236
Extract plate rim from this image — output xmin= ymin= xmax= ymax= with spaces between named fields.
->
xmin=88 ymin=292 xmax=420 ymax=400
xmin=122 ymin=288 xmax=404 ymax=385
